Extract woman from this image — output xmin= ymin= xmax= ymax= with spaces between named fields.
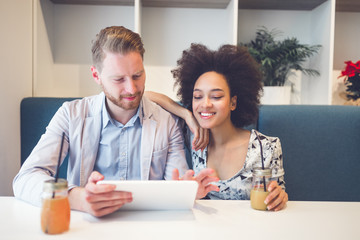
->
xmin=146 ymin=44 xmax=288 ymax=211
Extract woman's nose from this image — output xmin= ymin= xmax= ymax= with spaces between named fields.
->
xmin=202 ymin=97 xmax=212 ymax=108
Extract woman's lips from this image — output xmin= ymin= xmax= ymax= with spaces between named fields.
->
xmin=199 ymin=112 xmax=215 ymax=119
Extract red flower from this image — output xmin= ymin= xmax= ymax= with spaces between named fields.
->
xmin=339 ymin=60 xmax=360 ymax=78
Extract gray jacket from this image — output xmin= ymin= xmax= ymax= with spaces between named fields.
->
xmin=13 ymin=92 xmax=188 ymax=206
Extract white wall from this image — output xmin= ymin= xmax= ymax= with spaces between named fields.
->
xmin=141 ymin=6 xmax=235 ymax=100
xmin=34 ymin=1 xmax=135 ymax=97
xmin=0 ymin=0 xmax=32 ymax=196
xmin=334 ymin=12 xmax=360 ymax=70
xmin=304 ymin=0 xmax=334 ymax=105
xmin=332 ymin=12 xmax=360 ymax=105
xmin=238 ymin=9 xmax=312 ymax=44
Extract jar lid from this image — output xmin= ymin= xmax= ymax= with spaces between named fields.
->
xmin=43 ymin=179 xmax=68 ymax=191
xmin=253 ymin=167 xmax=272 ymax=176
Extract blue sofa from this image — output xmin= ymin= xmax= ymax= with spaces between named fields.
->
xmin=20 ymin=97 xmax=360 ymax=201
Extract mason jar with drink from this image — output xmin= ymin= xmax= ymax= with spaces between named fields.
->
xmin=250 ymin=167 xmax=275 ymax=211
xmin=41 ymin=178 xmax=70 ymax=234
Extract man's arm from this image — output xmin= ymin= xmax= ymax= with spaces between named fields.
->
xmin=13 ymin=105 xmax=71 ymax=207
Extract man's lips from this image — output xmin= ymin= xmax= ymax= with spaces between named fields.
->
xmin=122 ymin=96 xmax=137 ymax=101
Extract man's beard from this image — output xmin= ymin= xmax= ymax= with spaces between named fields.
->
xmin=102 ymin=85 xmax=143 ymax=110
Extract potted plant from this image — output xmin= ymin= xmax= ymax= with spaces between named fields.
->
xmin=239 ymin=27 xmax=321 ymax=104
xmin=339 ymin=60 xmax=360 ymax=106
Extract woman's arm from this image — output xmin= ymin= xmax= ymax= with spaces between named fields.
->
xmin=145 ymin=91 xmax=208 ymax=151
xmin=145 ymin=91 xmax=191 ymax=121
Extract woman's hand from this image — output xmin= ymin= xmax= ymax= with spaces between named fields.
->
xmin=184 ymin=111 xmax=209 ymax=151
xmin=172 ymin=168 xmax=219 ymax=199
xmin=264 ymin=181 xmax=288 ymax=211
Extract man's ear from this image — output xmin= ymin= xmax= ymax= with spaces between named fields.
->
xmin=91 ymin=66 xmax=101 ymax=85
xmin=230 ymin=95 xmax=237 ymax=111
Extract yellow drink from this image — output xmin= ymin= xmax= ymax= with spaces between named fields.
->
xmin=250 ymin=189 xmax=269 ymax=210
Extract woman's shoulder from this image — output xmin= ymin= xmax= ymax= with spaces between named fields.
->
xmin=250 ymin=129 xmax=280 ymax=144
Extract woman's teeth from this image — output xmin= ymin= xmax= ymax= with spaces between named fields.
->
xmin=201 ymin=112 xmax=215 ymax=117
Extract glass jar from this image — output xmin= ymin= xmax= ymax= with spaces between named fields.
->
xmin=250 ymin=168 xmax=273 ymax=211
xmin=41 ymin=179 xmax=70 ymax=234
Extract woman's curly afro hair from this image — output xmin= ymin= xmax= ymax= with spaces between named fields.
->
xmin=172 ymin=43 xmax=263 ymax=128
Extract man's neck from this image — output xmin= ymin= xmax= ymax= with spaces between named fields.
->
xmin=105 ymin=99 xmax=139 ymax=125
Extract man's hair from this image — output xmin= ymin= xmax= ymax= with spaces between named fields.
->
xmin=172 ymin=43 xmax=263 ymax=128
xmin=91 ymin=26 xmax=145 ymax=72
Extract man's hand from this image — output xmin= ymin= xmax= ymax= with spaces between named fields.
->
xmin=172 ymin=168 xmax=219 ymax=199
xmin=68 ymin=171 xmax=133 ymax=217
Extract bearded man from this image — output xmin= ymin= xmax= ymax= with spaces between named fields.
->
xmin=13 ymin=26 xmax=218 ymax=217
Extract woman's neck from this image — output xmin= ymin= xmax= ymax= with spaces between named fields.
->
xmin=209 ymin=121 xmax=241 ymax=148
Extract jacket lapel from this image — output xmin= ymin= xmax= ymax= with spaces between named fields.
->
xmin=140 ymin=97 xmax=157 ymax=180
xmin=80 ymin=93 xmax=103 ymax=186
xmin=140 ymin=118 xmax=156 ymax=180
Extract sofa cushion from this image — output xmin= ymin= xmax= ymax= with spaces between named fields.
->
xmin=20 ymin=97 xmax=78 ymax=179
xmin=258 ymin=105 xmax=360 ymax=201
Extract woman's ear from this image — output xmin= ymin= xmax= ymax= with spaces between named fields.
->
xmin=230 ymin=96 xmax=237 ymax=111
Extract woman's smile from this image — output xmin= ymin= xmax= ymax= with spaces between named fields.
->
xmin=199 ymin=112 xmax=216 ymax=119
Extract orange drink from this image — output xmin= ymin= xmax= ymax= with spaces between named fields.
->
xmin=41 ymin=179 xmax=70 ymax=234
xmin=41 ymin=196 xmax=70 ymax=234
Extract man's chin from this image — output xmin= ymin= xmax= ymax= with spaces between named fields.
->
xmin=113 ymin=99 xmax=141 ymax=110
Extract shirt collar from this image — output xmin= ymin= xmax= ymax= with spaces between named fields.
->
xmin=102 ymin=97 xmax=144 ymax=129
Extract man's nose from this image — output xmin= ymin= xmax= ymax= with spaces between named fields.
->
xmin=125 ymin=79 xmax=137 ymax=94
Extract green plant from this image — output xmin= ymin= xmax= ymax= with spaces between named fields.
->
xmin=240 ymin=27 xmax=321 ymax=86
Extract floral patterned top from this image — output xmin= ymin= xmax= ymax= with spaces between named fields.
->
xmin=188 ymin=129 xmax=285 ymax=200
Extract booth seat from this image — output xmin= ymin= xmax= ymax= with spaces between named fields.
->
xmin=20 ymin=98 xmax=360 ymax=201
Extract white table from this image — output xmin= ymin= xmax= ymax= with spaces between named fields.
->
xmin=1 ymin=197 xmax=359 ymax=240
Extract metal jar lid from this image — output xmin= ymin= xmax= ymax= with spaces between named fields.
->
xmin=253 ymin=167 xmax=272 ymax=177
xmin=43 ymin=179 xmax=68 ymax=191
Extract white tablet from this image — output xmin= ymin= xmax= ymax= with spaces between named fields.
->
xmin=97 ymin=180 xmax=198 ymax=211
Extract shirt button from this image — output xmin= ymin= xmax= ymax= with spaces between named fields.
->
xmin=121 ymin=152 xmax=126 ymax=156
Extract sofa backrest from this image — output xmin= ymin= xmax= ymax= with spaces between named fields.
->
xmin=20 ymin=98 xmax=360 ymax=201
xmin=20 ymin=97 xmax=78 ymax=179
xmin=258 ymin=105 xmax=360 ymax=201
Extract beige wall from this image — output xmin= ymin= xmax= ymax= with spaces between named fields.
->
xmin=0 ymin=0 xmax=33 ymax=195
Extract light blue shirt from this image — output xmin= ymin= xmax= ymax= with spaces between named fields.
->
xmin=94 ymin=100 xmax=143 ymax=180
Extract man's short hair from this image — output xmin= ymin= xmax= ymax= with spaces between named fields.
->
xmin=91 ymin=26 xmax=145 ymax=72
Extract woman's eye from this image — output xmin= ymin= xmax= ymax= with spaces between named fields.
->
xmin=212 ymin=96 xmax=223 ymax=100
xmin=193 ymin=96 xmax=202 ymax=100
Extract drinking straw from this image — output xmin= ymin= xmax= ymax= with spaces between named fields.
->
xmin=254 ymin=131 xmax=267 ymax=192
xmin=52 ymin=132 xmax=65 ymax=198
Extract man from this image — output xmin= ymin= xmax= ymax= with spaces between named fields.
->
xmin=13 ymin=26 xmax=218 ymax=217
